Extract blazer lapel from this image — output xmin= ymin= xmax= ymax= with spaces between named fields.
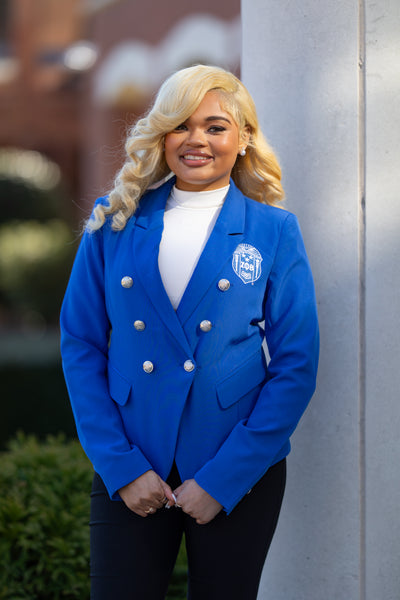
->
xmin=133 ymin=178 xmax=193 ymax=355
xmin=176 ymin=181 xmax=245 ymax=326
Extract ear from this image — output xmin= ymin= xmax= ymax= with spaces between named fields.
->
xmin=239 ymin=126 xmax=251 ymax=151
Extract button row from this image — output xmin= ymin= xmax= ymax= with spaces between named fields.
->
xmin=142 ymin=360 xmax=195 ymax=374
xmin=122 ymin=276 xmax=231 ymax=292
xmin=134 ymin=320 xmax=213 ymax=332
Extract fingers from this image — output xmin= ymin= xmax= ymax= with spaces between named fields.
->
xmin=165 ymin=492 xmax=177 ymax=509
xmin=172 ymin=479 xmax=223 ymax=524
xmin=141 ymin=489 xmax=169 ymax=516
xmin=138 ymin=496 xmax=165 ymax=517
xmin=118 ymin=470 xmax=170 ymax=516
xmin=161 ymin=482 xmax=176 ymax=505
xmin=120 ymin=472 xmax=213 ymax=518
xmin=139 ymin=476 xmax=176 ymax=515
xmin=173 ymin=482 xmax=184 ymax=497
xmin=161 ymin=481 xmax=176 ymax=509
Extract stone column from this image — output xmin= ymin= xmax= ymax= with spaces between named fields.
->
xmin=241 ymin=1 xmax=400 ymax=598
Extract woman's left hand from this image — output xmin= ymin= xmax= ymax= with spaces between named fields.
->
xmin=172 ymin=479 xmax=223 ymax=524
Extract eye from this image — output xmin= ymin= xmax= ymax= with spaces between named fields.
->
xmin=174 ymin=123 xmax=187 ymax=131
xmin=208 ymin=125 xmax=226 ymax=133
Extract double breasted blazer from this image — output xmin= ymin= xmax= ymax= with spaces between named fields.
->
xmin=60 ymin=177 xmax=319 ymax=514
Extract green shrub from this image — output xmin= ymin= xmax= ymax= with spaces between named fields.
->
xmin=0 ymin=219 xmax=77 ymax=323
xmin=0 ymin=434 xmax=188 ymax=600
xmin=0 ymin=434 xmax=92 ymax=600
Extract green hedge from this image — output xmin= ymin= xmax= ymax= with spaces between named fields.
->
xmin=0 ymin=434 xmax=92 ymax=599
xmin=0 ymin=435 xmax=187 ymax=600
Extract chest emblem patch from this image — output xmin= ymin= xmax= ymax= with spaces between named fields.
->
xmin=232 ymin=244 xmax=263 ymax=284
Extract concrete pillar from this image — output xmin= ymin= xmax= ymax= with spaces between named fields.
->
xmin=241 ymin=2 xmax=400 ymax=598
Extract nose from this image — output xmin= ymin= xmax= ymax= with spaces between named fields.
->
xmin=186 ymin=127 xmax=206 ymax=146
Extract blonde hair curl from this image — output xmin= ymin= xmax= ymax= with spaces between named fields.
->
xmin=88 ymin=64 xmax=284 ymax=232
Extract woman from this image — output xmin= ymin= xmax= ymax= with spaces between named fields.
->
xmin=61 ymin=64 xmax=319 ymax=600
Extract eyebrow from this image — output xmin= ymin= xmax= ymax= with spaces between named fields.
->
xmin=204 ymin=115 xmax=232 ymax=124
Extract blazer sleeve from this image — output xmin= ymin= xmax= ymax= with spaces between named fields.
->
xmin=194 ymin=213 xmax=319 ymax=513
xmin=60 ymin=221 xmax=153 ymax=499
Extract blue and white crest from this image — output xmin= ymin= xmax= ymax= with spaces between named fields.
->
xmin=232 ymin=243 xmax=263 ymax=284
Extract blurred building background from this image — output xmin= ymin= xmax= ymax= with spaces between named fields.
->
xmin=0 ymin=0 xmax=240 ymax=446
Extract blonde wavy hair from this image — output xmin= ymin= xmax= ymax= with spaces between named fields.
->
xmin=88 ymin=64 xmax=284 ymax=231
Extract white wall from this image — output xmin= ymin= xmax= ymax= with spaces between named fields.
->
xmin=364 ymin=2 xmax=400 ymax=598
xmin=241 ymin=1 xmax=400 ymax=598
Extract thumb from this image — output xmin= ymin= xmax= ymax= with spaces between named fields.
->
xmin=161 ymin=482 xmax=175 ymax=505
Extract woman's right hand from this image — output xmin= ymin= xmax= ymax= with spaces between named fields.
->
xmin=118 ymin=470 xmax=175 ymax=517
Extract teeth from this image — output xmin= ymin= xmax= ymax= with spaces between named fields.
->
xmin=183 ymin=154 xmax=209 ymax=160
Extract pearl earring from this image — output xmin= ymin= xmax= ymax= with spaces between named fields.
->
xmin=239 ymin=148 xmax=246 ymax=156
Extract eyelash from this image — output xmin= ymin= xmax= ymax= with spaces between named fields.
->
xmin=174 ymin=125 xmax=226 ymax=134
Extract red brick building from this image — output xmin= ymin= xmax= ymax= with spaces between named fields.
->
xmin=0 ymin=0 xmax=240 ymax=215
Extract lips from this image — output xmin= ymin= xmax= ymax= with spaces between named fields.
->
xmin=180 ymin=152 xmax=213 ymax=166
xmin=182 ymin=153 xmax=211 ymax=160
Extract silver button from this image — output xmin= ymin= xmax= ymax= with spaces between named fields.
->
xmin=134 ymin=320 xmax=146 ymax=331
xmin=183 ymin=360 xmax=195 ymax=372
xmin=200 ymin=320 xmax=212 ymax=332
xmin=121 ymin=276 xmax=133 ymax=288
xmin=143 ymin=361 xmax=154 ymax=373
xmin=218 ymin=278 xmax=230 ymax=291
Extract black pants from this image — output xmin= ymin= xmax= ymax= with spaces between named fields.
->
xmin=90 ymin=459 xmax=286 ymax=600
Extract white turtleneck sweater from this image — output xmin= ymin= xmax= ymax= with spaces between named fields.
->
xmin=158 ymin=184 xmax=229 ymax=309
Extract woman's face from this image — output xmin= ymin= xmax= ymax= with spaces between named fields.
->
xmin=164 ymin=90 xmax=244 ymax=191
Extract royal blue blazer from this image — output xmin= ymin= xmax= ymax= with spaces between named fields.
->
xmin=60 ymin=177 xmax=319 ymax=514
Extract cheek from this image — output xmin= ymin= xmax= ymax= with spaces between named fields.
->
xmin=164 ymin=138 xmax=179 ymax=168
xmin=217 ymin=136 xmax=239 ymax=158
xmin=217 ymin=143 xmax=239 ymax=168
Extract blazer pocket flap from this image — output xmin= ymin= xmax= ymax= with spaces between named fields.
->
xmin=108 ymin=364 xmax=132 ymax=406
xmin=216 ymin=353 xmax=267 ymax=409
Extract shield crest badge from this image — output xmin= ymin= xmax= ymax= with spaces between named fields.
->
xmin=232 ymin=243 xmax=263 ymax=284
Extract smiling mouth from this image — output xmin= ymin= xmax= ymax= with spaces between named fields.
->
xmin=181 ymin=154 xmax=213 ymax=164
